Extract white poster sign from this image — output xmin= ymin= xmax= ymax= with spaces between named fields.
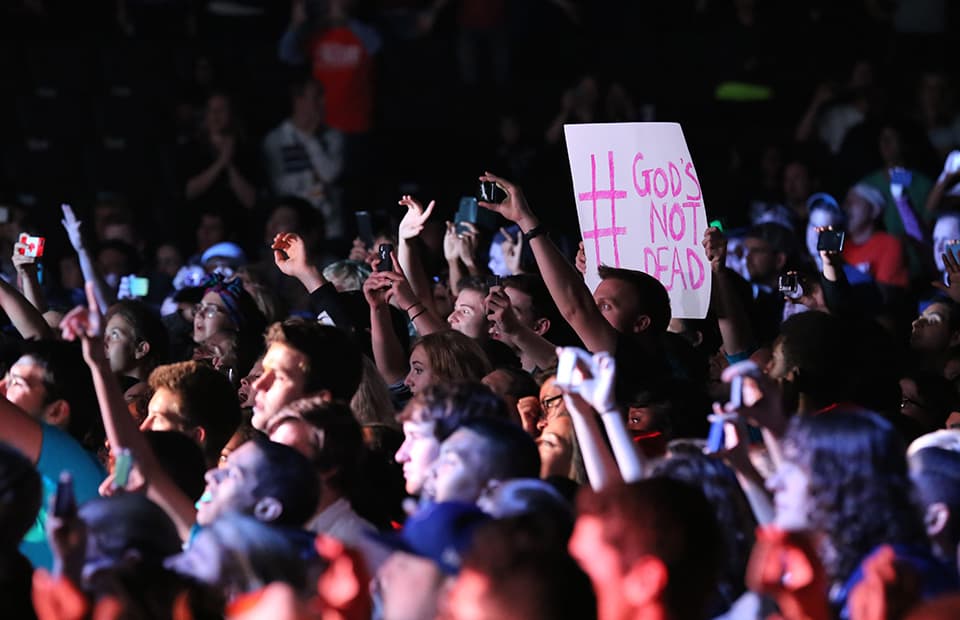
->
xmin=564 ymin=122 xmax=712 ymax=319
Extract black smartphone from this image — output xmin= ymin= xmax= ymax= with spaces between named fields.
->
xmin=778 ymin=272 xmax=803 ymax=300
xmin=356 ymin=211 xmax=374 ymax=250
xmin=377 ymin=243 xmax=394 ymax=272
xmin=478 ymin=181 xmax=507 ymax=204
xmin=817 ymin=229 xmax=845 ymax=253
xmin=54 ymin=471 xmax=76 ymax=518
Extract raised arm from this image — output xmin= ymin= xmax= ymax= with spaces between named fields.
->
xmin=61 ymin=205 xmax=113 ymax=311
xmin=478 ymin=172 xmax=618 ymax=354
xmin=703 ymin=227 xmax=755 ymax=356
xmin=397 ymin=195 xmax=438 ymax=313
xmin=0 ymin=272 xmax=53 ymax=341
xmin=444 ymin=222 xmax=468 ymax=297
xmin=363 ymin=272 xmax=409 ymax=385
xmin=12 ymin=240 xmax=48 ymax=315
xmin=62 ymin=283 xmax=196 ymax=540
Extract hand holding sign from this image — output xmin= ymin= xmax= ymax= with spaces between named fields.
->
xmin=564 ymin=123 xmax=712 ymax=319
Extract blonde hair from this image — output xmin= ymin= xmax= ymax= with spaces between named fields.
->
xmin=351 ymin=356 xmax=397 ymax=427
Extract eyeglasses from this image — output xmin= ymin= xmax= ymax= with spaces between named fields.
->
xmin=540 ymin=394 xmax=563 ymax=411
xmin=194 ymin=304 xmax=226 ymax=320
xmin=901 ymin=396 xmax=926 ymax=411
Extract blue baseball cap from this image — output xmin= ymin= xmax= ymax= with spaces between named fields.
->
xmin=367 ymin=502 xmax=490 ymax=575
xmin=806 ymin=192 xmax=839 ymax=213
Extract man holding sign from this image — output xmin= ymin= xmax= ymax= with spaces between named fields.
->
xmin=477 ymin=172 xmax=675 ymax=404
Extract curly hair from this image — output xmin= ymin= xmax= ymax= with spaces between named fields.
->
xmin=784 ymin=410 xmax=927 ymax=585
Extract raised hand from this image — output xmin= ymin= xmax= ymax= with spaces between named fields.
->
xmin=272 ymin=232 xmax=309 ymax=278
xmin=443 ymin=222 xmax=459 ymax=263
xmin=702 ymin=226 xmax=727 ymax=273
xmin=486 ymin=287 xmax=521 ymax=341
xmin=458 ymin=222 xmax=479 ymax=267
xmin=478 ymin=172 xmax=538 ymax=231
xmin=362 ymin=271 xmax=394 ymax=309
xmin=398 ymin=195 xmax=436 ymax=241
xmin=575 ymin=240 xmax=586 ymax=275
xmin=12 ymin=239 xmax=39 ymax=273
xmin=501 ymin=227 xmax=523 ymax=275
xmin=577 ymin=351 xmax=618 ymax=413
xmin=60 ymin=204 xmax=85 ymax=252
xmin=933 ymin=247 xmax=960 ymax=303
xmin=61 ymin=282 xmax=104 ymax=345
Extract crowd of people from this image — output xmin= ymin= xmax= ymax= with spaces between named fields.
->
xmin=2 ymin=1 xmax=960 ymax=620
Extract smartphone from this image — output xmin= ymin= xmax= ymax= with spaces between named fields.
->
xmin=53 ymin=471 xmax=76 ymax=518
xmin=455 ymin=197 xmax=479 ymax=236
xmin=18 ymin=233 xmax=45 ymax=258
xmin=377 ymin=243 xmax=394 ymax=272
xmin=356 ymin=211 xmax=374 ymax=250
xmin=478 ymin=181 xmax=507 ymax=204
xmin=128 ymin=276 xmax=149 ymax=298
xmin=554 ymin=347 xmax=593 ymax=392
xmin=0 ymin=206 xmax=9 ymax=224
xmin=778 ymin=273 xmax=803 ymax=299
xmin=113 ymin=448 xmax=133 ymax=489
xmin=817 ymin=229 xmax=845 ymax=252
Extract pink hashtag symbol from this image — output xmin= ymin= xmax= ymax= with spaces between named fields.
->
xmin=579 ymin=151 xmax=628 ymax=268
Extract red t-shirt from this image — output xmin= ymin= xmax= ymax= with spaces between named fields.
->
xmin=842 ymin=231 xmax=909 ymax=287
xmin=307 ymin=23 xmax=378 ymax=133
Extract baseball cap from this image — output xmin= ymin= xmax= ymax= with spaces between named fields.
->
xmin=806 ymin=192 xmax=839 ymax=213
xmin=367 ymin=502 xmax=490 ymax=575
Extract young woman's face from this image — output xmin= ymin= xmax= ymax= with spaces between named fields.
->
xmin=193 ymin=291 xmax=234 ymax=344
xmin=404 ymin=345 xmax=435 ymax=396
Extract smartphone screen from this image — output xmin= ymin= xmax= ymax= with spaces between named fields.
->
xmin=377 ymin=243 xmax=394 ymax=272
xmin=455 ymin=198 xmax=479 ymax=235
xmin=817 ymin=229 xmax=845 ymax=252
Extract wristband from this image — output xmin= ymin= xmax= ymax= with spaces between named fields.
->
xmin=404 ymin=301 xmax=423 ymax=314
xmin=409 ymin=308 xmax=426 ymax=321
xmin=522 ymin=225 xmax=547 ymax=244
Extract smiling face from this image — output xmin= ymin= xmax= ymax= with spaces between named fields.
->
xmin=3 ymin=356 xmax=50 ymax=418
xmin=195 ymin=441 xmax=263 ymax=526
